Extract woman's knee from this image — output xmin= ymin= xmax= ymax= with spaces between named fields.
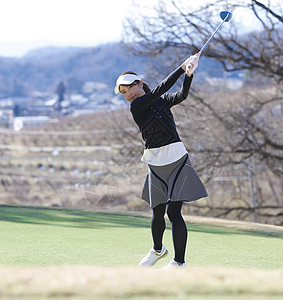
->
xmin=152 ymin=203 xmax=166 ymax=219
xmin=166 ymin=201 xmax=183 ymax=222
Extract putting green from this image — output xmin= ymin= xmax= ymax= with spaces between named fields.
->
xmin=0 ymin=205 xmax=282 ymax=269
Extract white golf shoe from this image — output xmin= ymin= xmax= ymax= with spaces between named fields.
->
xmin=139 ymin=245 xmax=168 ymax=267
xmin=162 ymin=259 xmax=187 ymax=270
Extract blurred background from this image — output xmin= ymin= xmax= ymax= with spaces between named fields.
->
xmin=0 ymin=0 xmax=282 ymax=225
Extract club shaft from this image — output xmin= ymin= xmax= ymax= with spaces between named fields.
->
xmin=199 ymin=14 xmax=229 ymax=54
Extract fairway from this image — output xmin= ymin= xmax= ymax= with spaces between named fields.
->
xmin=0 ymin=205 xmax=283 ymax=269
xmin=1 ymin=205 xmax=283 ymax=300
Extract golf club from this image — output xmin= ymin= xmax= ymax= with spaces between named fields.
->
xmin=198 ymin=11 xmax=232 ymax=55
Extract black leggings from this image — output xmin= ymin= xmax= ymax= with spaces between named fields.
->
xmin=151 ymin=201 xmax=187 ymax=264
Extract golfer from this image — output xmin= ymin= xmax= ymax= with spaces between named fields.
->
xmin=114 ymin=53 xmax=207 ymax=269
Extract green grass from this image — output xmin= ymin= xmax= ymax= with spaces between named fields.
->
xmin=0 ymin=205 xmax=283 ymax=269
xmin=1 ymin=205 xmax=283 ymax=300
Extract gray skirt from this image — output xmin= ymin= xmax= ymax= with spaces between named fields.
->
xmin=141 ymin=153 xmax=208 ymax=208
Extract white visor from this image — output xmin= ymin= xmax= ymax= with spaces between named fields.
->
xmin=114 ymin=74 xmax=141 ymax=94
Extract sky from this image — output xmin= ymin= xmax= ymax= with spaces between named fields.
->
xmin=0 ymin=0 xmax=134 ymax=57
xmin=0 ymin=0 xmax=281 ymax=57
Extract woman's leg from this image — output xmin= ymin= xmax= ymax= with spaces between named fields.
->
xmin=166 ymin=201 xmax=187 ymax=264
xmin=139 ymin=203 xmax=168 ymax=266
xmin=151 ymin=203 xmax=166 ymax=251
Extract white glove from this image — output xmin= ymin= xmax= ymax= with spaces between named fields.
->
xmin=182 ymin=53 xmax=200 ymax=76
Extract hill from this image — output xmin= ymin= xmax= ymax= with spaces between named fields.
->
xmin=0 ymin=42 xmax=238 ymax=99
xmin=0 ymin=43 xmax=150 ymax=98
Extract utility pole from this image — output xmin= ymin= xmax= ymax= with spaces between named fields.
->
xmin=248 ymin=158 xmax=256 ymax=222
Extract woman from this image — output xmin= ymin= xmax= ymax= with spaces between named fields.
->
xmin=114 ymin=53 xmax=208 ymax=269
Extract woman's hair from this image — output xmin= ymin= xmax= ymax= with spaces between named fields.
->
xmin=120 ymin=71 xmax=151 ymax=93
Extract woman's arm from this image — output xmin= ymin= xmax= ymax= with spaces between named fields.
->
xmin=163 ymin=53 xmax=199 ymax=106
xmin=163 ymin=73 xmax=193 ymax=107
xmin=131 ymin=66 xmax=185 ymax=112
xmin=131 ymin=53 xmax=199 ymax=112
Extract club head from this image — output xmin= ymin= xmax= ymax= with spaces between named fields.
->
xmin=220 ymin=11 xmax=232 ymax=22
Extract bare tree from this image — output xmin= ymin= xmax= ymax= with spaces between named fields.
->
xmin=121 ymin=0 xmax=283 ymax=223
xmin=124 ymin=0 xmax=283 ymax=77
xmin=55 ymin=81 xmax=66 ymax=111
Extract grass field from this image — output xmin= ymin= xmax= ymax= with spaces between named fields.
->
xmin=0 ymin=205 xmax=283 ymax=299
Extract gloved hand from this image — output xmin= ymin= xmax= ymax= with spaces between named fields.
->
xmin=181 ymin=52 xmax=200 ymax=76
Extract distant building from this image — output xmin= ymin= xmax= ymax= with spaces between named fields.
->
xmin=13 ymin=116 xmax=51 ymax=131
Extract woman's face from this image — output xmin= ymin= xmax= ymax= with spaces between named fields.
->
xmin=120 ymin=81 xmax=145 ymax=102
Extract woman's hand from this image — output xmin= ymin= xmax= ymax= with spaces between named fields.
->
xmin=181 ymin=53 xmax=200 ymax=76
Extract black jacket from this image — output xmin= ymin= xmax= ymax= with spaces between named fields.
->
xmin=130 ymin=67 xmax=193 ymax=149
